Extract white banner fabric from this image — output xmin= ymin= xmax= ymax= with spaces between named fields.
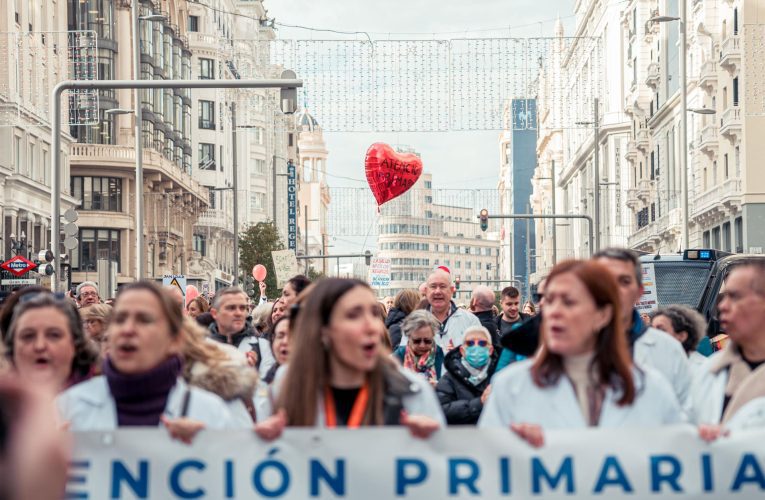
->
xmin=67 ymin=426 xmax=765 ymax=499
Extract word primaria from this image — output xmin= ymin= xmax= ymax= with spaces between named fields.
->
xmin=66 ymin=451 xmax=765 ymax=498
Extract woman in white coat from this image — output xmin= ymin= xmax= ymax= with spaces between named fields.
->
xmin=58 ymin=281 xmax=237 ymax=443
xmin=479 ymin=260 xmax=683 ymax=446
xmin=254 ymin=278 xmax=444 ymax=440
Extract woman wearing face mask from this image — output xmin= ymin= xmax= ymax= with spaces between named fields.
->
xmin=393 ymin=310 xmax=444 ymax=386
xmin=436 ymin=326 xmax=499 ymax=425
xmin=57 ymin=281 xmax=237 ymax=442
xmin=4 ymin=294 xmax=98 ymax=392
xmin=254 ymin=279 xmax=444 ymax=441
xmin=479 ymin=260 xmax=683 ymax=447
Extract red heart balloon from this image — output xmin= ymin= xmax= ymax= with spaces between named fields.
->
xmin=365 ymin=143 xmax=423 ymax=207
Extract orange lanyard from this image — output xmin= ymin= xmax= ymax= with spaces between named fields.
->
xmin=324 ymin=382 xmax=369 ymax=429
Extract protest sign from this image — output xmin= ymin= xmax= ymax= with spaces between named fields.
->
xmin=637 ymin=263 xmax=658 ymax=312
xmin=67 ymin=427 xmax=765 ymax=499
xmin=369 ymin=257 xmax=392 ymax=287
xmin=272 ymin=250 xmax=299 ymax=287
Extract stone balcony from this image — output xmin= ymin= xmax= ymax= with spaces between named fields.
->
xmin=645 ymin=62 xmax=660 ymax=89
xmin=720 ymin=34 xmax=740 ymax=74
xmin=698 ymin=60 xmax=718 ymax=94
xmin=196 ymin=208 xmax=230 ymax=230
xmin=626 ymin=188 xmax=640 ymax=210
xmin=625 ymin=140 xmax=638 ymax=163
xmin=692 ymin=178 xmax=742 ymax=220
xmin=720 ymin=106 xmax=742 ymax=143
xmin=637 ymin=179 xmax=653 ymax=202
xmin=69 ymin=143 xmax=208 ymax=206
xmin=697 ymin=124 xmax=718 ymax=157
xmin=636 ymin=129 xmax=650 ymax=152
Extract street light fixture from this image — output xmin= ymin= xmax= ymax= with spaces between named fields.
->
xmin=104 ymin=108 xmax=133 ymax=116
xmin=139 ymin=15 xmax=167 ymax=22
xmin=689 ymin=108 xmax=716 ymax=115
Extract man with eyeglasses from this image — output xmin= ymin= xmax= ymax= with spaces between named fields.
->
xmin=691 ymin=262 xmax=765 ymax=437
xmin=75 ymin=282 xmax=101 ymax=308
xmin=422 ymin=269 xmax=480 ymax=351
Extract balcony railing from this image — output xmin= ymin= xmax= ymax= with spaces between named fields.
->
xmin=720 ymin=107 xmax=742 ymax=140
xmin=636 ymin=129 xmax=650 ymax=151
xmin=693 ymin=178 xmax=742 ymax=216
xmin=196 ymin=208 xmax=229 ymax=229
xmin=697 ymin=124 xmax=718 ymax=155
xmin=645 ymin=62 xmax=660 ymax=88
xmin=720 ymin=34 xmax=741 ymax=72
xmin=698 ymin=60 xmax=718 ymax=92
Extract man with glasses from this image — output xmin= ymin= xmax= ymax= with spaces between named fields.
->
xmin=692 ymin=262 xmax=765 ymax=436
xmin=420 ymin=269 xmax=480 ymax=350
xmin=75 ymin=282 xmax=101 ymax=308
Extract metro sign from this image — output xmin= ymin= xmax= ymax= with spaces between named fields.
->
xmin=1 ymin=255 xmax=36 ymax=277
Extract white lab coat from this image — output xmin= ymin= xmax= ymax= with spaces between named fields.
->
xmin=57 ymin=376 xmax=239 ymax=430
xmin=478 ymin=359 xmax=684 ymax=429
xmin=725 ymin=397 xmax=765 ymax=430
xmin=634 ymin=327 xmax=692 ymax=406
xmin=271 ymin=365 xmax=446 ymax=427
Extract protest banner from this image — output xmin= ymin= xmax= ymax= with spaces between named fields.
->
xmin=271 ymin=250 xmax=299 ymax=287
xmin=67 ymin=427 xmax=765 ymax=499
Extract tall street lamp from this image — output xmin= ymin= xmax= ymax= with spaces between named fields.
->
xmin=576 ymin=98 xmax=600 ymax=252
xmin=650 ymin=3 xmax=717 ymax=250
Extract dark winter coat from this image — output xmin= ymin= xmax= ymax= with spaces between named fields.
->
xmin=473 ymin=310 xmax=500 ymax=346
xmin=385 ymin=307 xmax=409 ymax=347
xmin=435 ymin=347 xmax=499 ymax=425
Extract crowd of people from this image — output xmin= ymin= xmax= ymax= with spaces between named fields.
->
xmin=1 ymin=247 xmax=764 ymax=498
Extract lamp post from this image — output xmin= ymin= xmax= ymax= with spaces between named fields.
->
xmin=9 ymin=231 xmax=26 ymax=257
xmin=650 ymin=2 xmax=717 ymax=250
xmin=576 ymin=98 xmax=600 ymax=252
xmin=131 ymin=8 xmax=166 ymax=281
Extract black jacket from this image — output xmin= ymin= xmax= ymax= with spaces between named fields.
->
xmin=435 ymin=347 xmax=499 ymax=425
xmin=498 ymin=314 xmax=541 ymax=357
xmin=385 ymin=307 xmax=408 ymax=347
xmin=473 ymin=310 xmax=500 ymax=346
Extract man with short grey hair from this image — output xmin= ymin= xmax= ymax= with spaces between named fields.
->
xmin=420 ymin=269 xmax=480 ymax=350
xmin=470 ymin=285 xmax=499 ymax=345
xmin=210 ymin=287 xmax=274 ymax=377
xmin=76 ymin=281 xmax=100 ymax=308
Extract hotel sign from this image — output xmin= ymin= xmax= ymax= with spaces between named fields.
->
xmin=287 ymin=161 xmax=297 ymax=250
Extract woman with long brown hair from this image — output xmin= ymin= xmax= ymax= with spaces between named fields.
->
xmin=254 ymin=278 xmax=444 ymax=440
xmin=479 ymin=260 xmax=683 ymax=446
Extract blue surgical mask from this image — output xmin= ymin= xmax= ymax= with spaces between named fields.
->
xmin=465 ymin=345 xmax=490 ymax=368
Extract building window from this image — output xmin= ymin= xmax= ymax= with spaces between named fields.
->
xmin=250 ymin=193 xmax=265 ymax=210
xmin=199 ymin=100 xmax=215 ymax=129
xmin=71 ymin=177 xmax=122 ymax=212
xmin=722 ymin=222 xmax=731 ymax=252
xmin=188 ymin=15 xmax=199 ymax=32
xmin=735 ymin=217 xmax=743 ymax=253
xmin=703 ymin=230 xmax=710 ymax=248
xmin=424 ymin=181 xmax=432 ymax=189
xmin=732 ymin=77 xmax=739 ymax=107
xmin=199 ymin=58 xmax=214 ymax=79
xmin=206 ymin=186 xmax=217 ymax=209
xmin=73 ymin=229 xmax=121 ymax=272
xmin=198 ymin=143 xmax=215 ymax=170
xmin=193 ymin=234 xmax=206 ymax=256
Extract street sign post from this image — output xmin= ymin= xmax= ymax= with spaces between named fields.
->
xmin=1 ymin=256 xmax=37 ymax=277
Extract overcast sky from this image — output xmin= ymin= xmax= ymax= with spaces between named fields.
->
xmin=265 ymin=0 xmax=574 ymax=253
xmin=267 ymin=0 xmax=574 ymax=186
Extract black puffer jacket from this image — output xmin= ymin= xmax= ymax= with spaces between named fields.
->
xmin=385 ymin=307 xmax=408 ymax=347
xmin=435 ymin=347 xmax=499 ymax=425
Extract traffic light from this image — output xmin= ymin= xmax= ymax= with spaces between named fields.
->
xmin=244 ymin=276 xmax=256 ymax=297
xmin=36 ymin=249 xmax=55 ymax=276
xmin=479 ymin=209 xmax=489 ymax=232
xmin=455 ymin=276 xmax=461 ymax=290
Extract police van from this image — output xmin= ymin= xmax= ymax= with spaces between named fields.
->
xmin=638 ymin=249 xmax=765 ymax=339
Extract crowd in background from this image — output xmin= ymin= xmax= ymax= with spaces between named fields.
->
xmin=1 ymin=247 xmax=765 ymax=499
